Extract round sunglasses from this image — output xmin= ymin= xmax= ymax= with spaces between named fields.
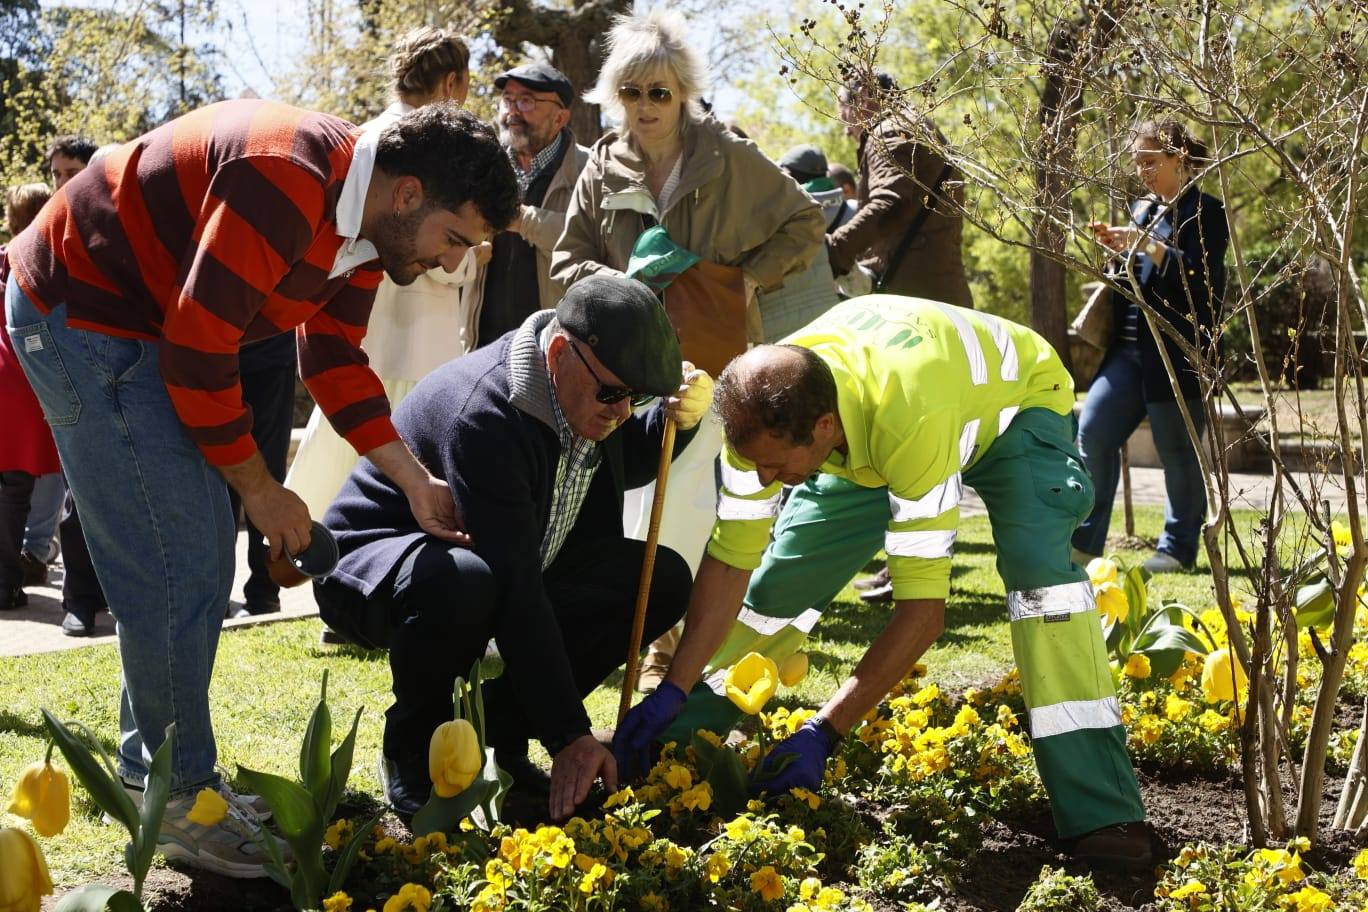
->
xmin=617 ymin=85 xmax=674 ymax=105
xmin=569 ymin=340 xmax=656 ymax=407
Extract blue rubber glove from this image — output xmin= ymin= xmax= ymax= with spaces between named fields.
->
xmin=750 ymin=718 xmax=839 ymax=796
xmin=612 ymin=680 xmax=688 ymax=782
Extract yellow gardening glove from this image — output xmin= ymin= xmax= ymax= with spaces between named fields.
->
xmin=666 ymin=361 xmax=713 ymax=430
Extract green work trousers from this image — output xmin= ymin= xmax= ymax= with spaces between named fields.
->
xmin=665 ymin=407 xmax=1145 ymax=839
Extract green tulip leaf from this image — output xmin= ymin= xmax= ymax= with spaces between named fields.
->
xmin=690 ymin=733 xmax=721 ymax=775
xmin=131 ymin=724 xmax=175 ymax=888
xmin=301 ymin=669 xmax=334 ymax=799
xmin=483 ymin=747 xmax=514 ymax=825
xmin=467 ymin=660 xmax=488 ymax=751
xmin=54 ymin=885 xmax=144 ymax=912
xmin=42 ymin=709 xmax=140 ymax=834
xmin=1122 ymin=565 xmax=1149 ymax=636
xmin=1295 ymin=580 xmax=1335 ymax=630
xmin=235 ymin=766 xmax=319 ymax=841
xmin=411 ymin=779 xmax=494 ymax=837
xmin=323 ymin=707 xmax=364 ymax=818
xmin=1134 ymin=623 xmax=1208 ymax=657
xmin=705 ymin=746 xmax=750 ymax=818
xmin=328 ymin=808 xmax=385 ymax=894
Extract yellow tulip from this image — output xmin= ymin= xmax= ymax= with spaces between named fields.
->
xmin=428 ymin=719 xmax=481 ymax=798
xmin=185 ymin=788 xmax=229 ymax=826
xmin=0 ymin=827 xmax=54 ymax=912
xmin=724 ymin=652 xmax=779 ymax=715
xmin=1095 ymin=582 xmax=1129 ymax=625
xmin=778 ymin=652 xmax=809 ymax=687
xmin=7 ymin=761 xmax=70 ymax=838
xmin=1201 ymin=648 xmax=1248 ymax=704
xmin=1086 ymin=557 xmax=1119 ymax=588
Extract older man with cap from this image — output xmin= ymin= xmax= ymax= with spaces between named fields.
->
xmin=472 ymin=63 xmax=591 ymax=345
xmin=316 ymin=273 xmax=714 ymax=822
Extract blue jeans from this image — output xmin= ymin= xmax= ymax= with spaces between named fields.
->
xmin=1072 ymin=344 xmax=1206 ymax=565
xmin=22 ymin=472 xmax=65 ymax=557
xmin=6 ymin=276 xmax=234 ymax=794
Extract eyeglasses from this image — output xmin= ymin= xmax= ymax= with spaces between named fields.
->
xmin=568 ymin=340 xmax=655 ymax=406
xmin=499 ymin=94 xmax=565 ymax=113
xmin=617 ymin=85 xmax=673 ymax=106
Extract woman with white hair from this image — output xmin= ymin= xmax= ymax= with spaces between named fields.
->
xmin=553 ymin=9 xmax=824 ymax=690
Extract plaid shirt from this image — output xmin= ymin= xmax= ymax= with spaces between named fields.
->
xmin=539 ymin=325 xmax=601 ymax=567
xmin=510 ymin=131 xmax=566 ymax=194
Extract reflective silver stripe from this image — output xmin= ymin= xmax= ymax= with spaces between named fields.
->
xmin=1028 ymin=697 xmax=1123 ymax=739
xmin=934 ymin=302 xmax=987 ymax=385
xmin=717 ymin=491 xmax=781 ymax=521
xmin=997 ymin=405 xmax=1020 ymax=437
xmin=793 ymin=607 xmax=823 ymax=633
xmin=736 ymin=606 xmax=794 ymax=636
xmin=720 ymin=461 xmax=766 ymax=496
xmin=978 ymin=312 xmax=1019 ymax=382
xmin=889 ymin=474 xmax=962 ymax=521
xmin=958 ymin=419 xmax=981 ymax=468
xmin=704 ymin=667 xmax=729 ymax=695
xmin=884 ymin=528 xmax=956 ymax=558
xmin=1006 ymin=580 xmax=1095 ymax=622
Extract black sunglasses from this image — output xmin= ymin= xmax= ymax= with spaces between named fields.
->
xmin=618 ymin=85 xmax=673 ymax=105
xmin=568 ymin=340 xmax=656 ymax=407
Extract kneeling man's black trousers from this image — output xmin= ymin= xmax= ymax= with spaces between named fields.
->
xmin=315 ymin=535 xmax=689 ymax=771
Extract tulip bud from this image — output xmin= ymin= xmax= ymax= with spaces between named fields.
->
xmin=778 ymin=652 xmax=809 ymax=687
xmin=7 ymin=762 xmax=70 ymax=838
xmin=428 ymin=719 xmax=482 ymax=798
xmin=1086 ymin=557 xmax=1119 ymax=589
xmin=1201 ymin=648 xmax=1248 ymax=704
xmin=0 ymin=827 xmax=54 ymax=912
xmin=724 ymin=652 xmax=779 ymax=715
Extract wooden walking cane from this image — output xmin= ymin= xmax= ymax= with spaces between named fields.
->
xmin=618 ymin=417 xmax=678 ymax=725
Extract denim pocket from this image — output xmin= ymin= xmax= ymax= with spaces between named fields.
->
xmin=8 ymin=322 xmax=81 ymax=426
xmin=90 ymin=333 xmax=147 ymax=384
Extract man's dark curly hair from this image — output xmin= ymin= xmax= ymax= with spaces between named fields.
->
xmin=45 ymin=135 xmax=97 ymax=167
xmin=715 ymin=345 xmax=838 ymax=447
xmin=375 ymin=103 xmax=519 ymax=230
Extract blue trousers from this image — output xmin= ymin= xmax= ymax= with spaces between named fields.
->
xmin=1072 ymin=344 xmax=1206 ymax=565
xmin=7 ymin=277 xmax=234 ymax=794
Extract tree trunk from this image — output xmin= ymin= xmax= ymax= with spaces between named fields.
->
xmin=490 ymin=0 xmax=631 ymax=145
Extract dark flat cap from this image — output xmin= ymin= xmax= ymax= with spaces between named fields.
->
xmin=779 ymin=144 xmax=830 ymax=183
xmin=495 ymin=63 xmax=574 ymax=108
xmin=556 ymin=275 xmax=680 ymax=397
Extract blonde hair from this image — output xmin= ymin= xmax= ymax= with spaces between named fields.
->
xmin=6 ymin=183 xmax=50 ymax=235
xmin=390 ymin=26 xmax=469 ymax=100
xmin=585 ymin=10 xmax=707 ymax=129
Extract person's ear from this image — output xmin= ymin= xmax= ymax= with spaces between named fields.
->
xmin=391 ymin=175 xmax=424 ymax=214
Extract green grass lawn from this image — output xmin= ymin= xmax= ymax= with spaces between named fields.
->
xmin=0 ymin=506 xmax=1222 ymax=888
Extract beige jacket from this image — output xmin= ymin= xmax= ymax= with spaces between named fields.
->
xmin=551 ymin=116 xmax=824 ymax=294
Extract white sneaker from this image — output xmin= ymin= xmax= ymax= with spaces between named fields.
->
xmin=121 ymin=779 xmax=272 ymax=820
xmin=158 ymin=786 xmax=288 ymax=879
xmin=1142 ymin=552 xmax=1185 ymax=574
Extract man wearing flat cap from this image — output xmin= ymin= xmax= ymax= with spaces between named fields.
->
xmin=316 ymin=274 xmax=714 ymax=822
xmin=472 ymin=63 xmax=591 ymax=346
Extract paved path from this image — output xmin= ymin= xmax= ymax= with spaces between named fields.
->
xmin=1 ymin=533 xmax=321 ymax=659
xmin=1 ymin=466 xmax=1352 ymax=659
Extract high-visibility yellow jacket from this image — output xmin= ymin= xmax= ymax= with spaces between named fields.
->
xmin=707 ymin=295 xmax=1075 ymax=600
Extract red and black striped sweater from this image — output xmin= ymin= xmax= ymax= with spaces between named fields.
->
xmin=9 ymin=98 xmax=398 ymax=466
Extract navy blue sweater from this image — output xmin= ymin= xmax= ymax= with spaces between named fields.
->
xmin=324 ymin=311 xmax=694 ymax=750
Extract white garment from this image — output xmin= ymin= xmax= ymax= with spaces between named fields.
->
xmin=622 ymin=409 xmax=724 ymax=576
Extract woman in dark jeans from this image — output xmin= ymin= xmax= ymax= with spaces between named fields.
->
xmin=1073 ymin=120 xmax=1228 ymax=573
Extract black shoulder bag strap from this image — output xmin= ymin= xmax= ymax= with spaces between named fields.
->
xmin=874 ymin=161 xmax=954 ymax=294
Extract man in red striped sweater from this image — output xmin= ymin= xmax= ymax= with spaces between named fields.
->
xmin=4 ymin=99 xmax=518 ymax=877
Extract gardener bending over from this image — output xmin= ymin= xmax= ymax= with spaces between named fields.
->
xmin=613 ymin=294 xmax=1152 ymax=871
